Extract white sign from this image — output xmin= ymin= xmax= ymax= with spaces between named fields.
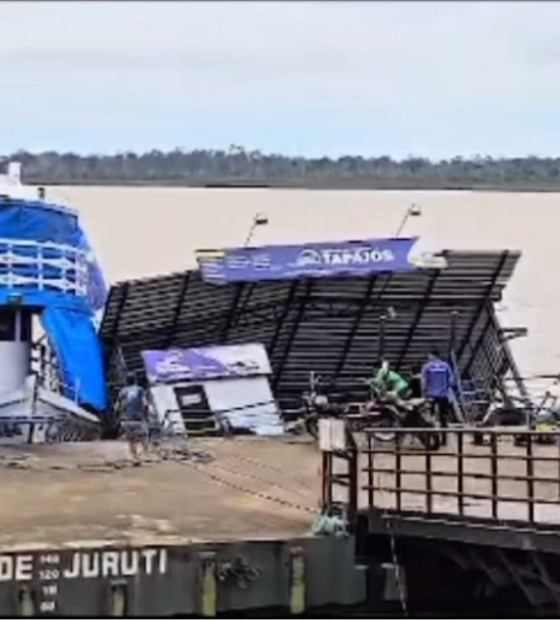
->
xmin=0 ymin=548 xmax=168 ymax=582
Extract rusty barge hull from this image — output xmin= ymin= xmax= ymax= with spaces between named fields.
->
xmin=0 ymin=536 xmax=367 ymax=616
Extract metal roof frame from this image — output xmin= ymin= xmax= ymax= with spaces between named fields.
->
xmin=100 ymin=249 xmax=524 ymax=408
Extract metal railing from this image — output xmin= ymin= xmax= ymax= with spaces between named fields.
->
xmin=362 ymin=427 xmax=560 ymax=525
xmin=0 ymin=237 xmax=88 ymax=297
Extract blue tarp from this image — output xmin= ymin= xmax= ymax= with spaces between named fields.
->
xmin=0 ymin=198 xmax=80 ymax=245
xmin=41 ymin=306 xmax=106 ymax=409
xmin=0 ymin=198 xmax=108 ymax=410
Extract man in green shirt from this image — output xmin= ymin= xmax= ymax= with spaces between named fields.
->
xmin=372 ymin=361 xmax=410 ymax=399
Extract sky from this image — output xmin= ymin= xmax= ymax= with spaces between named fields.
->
xmin=0 ymin=1 xmax=560 ymax=159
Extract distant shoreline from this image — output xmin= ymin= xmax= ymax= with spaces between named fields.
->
xmin=13 ymin=149 xmax=560 ymax=192
xmin=26 ymin=178 xmax=560 ymax=193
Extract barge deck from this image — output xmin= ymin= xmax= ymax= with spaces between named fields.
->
xmin=0 ymin=437 xmax=373 ymax=617
xmin=0 ymin=436 xmax=319 ymax=549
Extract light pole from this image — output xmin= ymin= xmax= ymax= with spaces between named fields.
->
xmin=395 ymin=203 xmax=422 ymax=237
xmin=244 ymin=212 xmax=269 ymax=247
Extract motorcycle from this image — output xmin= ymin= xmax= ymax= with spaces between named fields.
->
xmin=299 ymin=373 xmax=441 ymax=450
xmin=300 ymin=373 xmax=346 ymax=439
xmin=364 ymin=386 xmax=442 ymax=450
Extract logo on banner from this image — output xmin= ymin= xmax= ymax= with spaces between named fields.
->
xmin=155 ymin=350 xmax=192 ymax=377
xmin=296 ymin=249 xmax=323 ymax=266
xmin=296 ymin=246 xmax=395 ymax=267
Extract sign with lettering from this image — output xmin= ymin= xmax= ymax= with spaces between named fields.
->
xmin=142 ymin=342 xmax=271 ymax=384
xmin=0 ymin=547 xmax=168 ymax=582
xmin=196 ymin=237 xmax=420 ymax=284
xmin=0 ymin=548 xmax=169 ymax=615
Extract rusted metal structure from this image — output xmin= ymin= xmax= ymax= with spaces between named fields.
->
xmin=100 ymin=248 xmax=529 ymax=419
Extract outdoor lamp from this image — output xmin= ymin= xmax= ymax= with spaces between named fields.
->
xmin=395 ymin=203 xmax=423 ymax=236
xmin=244 ymin=212 xmax=269 ymax=246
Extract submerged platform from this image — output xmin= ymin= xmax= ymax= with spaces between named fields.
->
xmin=0 ymin=436 xmax=320 ymax=549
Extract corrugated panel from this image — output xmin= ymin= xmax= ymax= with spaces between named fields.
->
xmin=100 ymin=249 xmax=523 ymax=408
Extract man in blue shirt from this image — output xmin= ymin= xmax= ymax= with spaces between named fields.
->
xmin=421 ymin=349 xmax=454 ymax=445
xmin=116 ymin=373 xmax=149 ymax=465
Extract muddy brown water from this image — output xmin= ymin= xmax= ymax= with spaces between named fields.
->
xmin=47 ymin=186 xmax=560 ymax=385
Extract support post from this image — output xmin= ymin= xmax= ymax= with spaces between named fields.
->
xmin=449 ymin=310 xmax=458 ymax=360
xmin=396 ymin=268 xmax=441 ymax=368
xmin=378 ymin=314 xmax=387 ymax=362
xmin=165 ymin=272 xmax=191 ymax=347
xmin=272 ymin=280 xmax=313 ymax=391
xmin=455 ymin=251 xmax=509 ymax=365
xmin=267 ymin=280 xmax=299 ymax=359
xmin=104 ymin=282 xmax=129 ymax=370
xmin=333 ymin=275 xmax=378 ymax=378
xmin=219 ymin=282 xmax=248 ymax=342
xmin=491 ymin=312 xmax=532 ymax=407
xmin=463 ymin=305 xmax=494 ymax=376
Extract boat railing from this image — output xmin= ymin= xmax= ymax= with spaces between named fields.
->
xmin=30 ymin=343 xmax=81 ymax=402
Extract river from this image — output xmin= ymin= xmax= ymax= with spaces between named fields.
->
xmin=50 ymin=186 xmax=560 ymax=390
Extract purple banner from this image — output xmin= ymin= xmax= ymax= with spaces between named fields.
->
xmin=142 ymin=344 xmax=271 ymax=384
xmin=196 ymin=237 xmax=420 ymax=284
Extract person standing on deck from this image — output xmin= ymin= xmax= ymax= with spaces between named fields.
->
xmin=115 ymin=373 xmax=150 ymax=465
xmin=421 ymin=349 xmax=454 ymax=445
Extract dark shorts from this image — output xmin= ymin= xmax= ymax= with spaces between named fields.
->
xmin=121 ymin=420 xmax=148 ymax=441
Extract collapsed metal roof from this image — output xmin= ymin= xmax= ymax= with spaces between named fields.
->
xmin=100 ymin=249 xmax=527 ymax=410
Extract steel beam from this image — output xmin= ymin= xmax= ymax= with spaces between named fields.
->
xmin=494 ymin=549 xmax=539 ymax=607
xmin=272 ymin=280 xmax=314 ymax=391
xmin=333 ymin=275 xmax=378 ymax=378
xmin=165 ymin=272 xmax=191 ymax=348
xmin=267 ymin=280 xmax=299 ymax=359
xmin=449 ymin=310 xmax=459 ymax=359
xmin=530 ymin=552 xmax=560 ymax=611
xmin=102 ymin=282 xmax=130 ymax=390
xmin=465 ymin=307 xmax=525 ymax=407
xmin=219 ymin=282 xmax=247 ymax=342
xmin=456 ymin=250 xmax=509 ymax=366
xmin=233 ymin=301 xmax=285 ymax=330
xmin=491 ymin=312 xmax=531 ymax=406
xmin=500 ymin=327 xmax=528 ymax=342
xmin=463 ymin=305 xmax=494 ymax=376
xmin=396 ymin=268 xmax=441 ymax=368
xmin=105 ymin=282 xmax=129 ymax=355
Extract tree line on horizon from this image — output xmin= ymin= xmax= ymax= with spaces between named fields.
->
xmin=7 ymin=147 xmax=560 ymax=190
